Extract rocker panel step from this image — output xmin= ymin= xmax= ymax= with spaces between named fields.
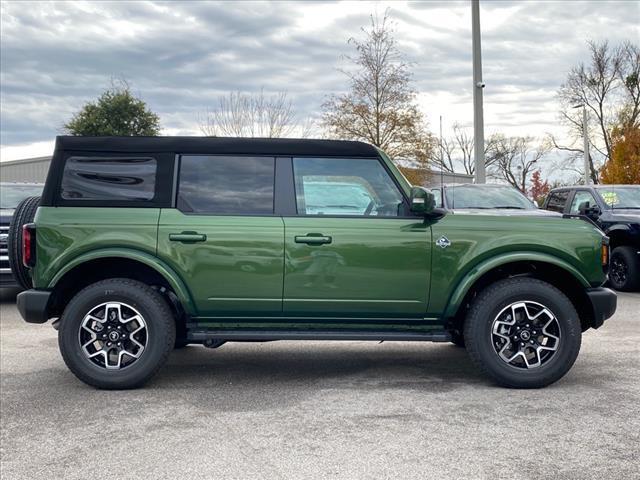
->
xmin=187 ymin=330 xmax=452 ymax=342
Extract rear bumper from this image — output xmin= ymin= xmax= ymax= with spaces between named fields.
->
xmin=586 ymin=287 xmax=617 ymax=329
xmin=16 ymin=289 xmax=51 ymax=324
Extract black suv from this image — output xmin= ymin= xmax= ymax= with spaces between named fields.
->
xmin=543 ymin=185 xmax=640 ymax=291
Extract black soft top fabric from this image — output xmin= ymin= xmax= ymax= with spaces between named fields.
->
xmin=54 ymin=136 xmax=378 ymax=157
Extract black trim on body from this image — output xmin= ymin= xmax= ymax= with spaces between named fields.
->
xmin=188 ymin=329 xmax=451 ymax=342
xmin=586 ymin=287 xmax=617 ymax=328
xmin=16 ymin=289 xmax=51 ymax=324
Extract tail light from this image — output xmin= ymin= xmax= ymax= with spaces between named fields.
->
xmin=22 ymin=223 xmax=36 ymax=268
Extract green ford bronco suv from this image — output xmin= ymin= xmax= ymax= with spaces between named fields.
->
xmin=15 ymin=136 xmax=616 ymax=389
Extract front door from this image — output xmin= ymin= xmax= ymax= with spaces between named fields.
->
xmin=283 ymin=157 xmax=431 ymax=319
xmin=157 ymin=155 xmax=284 ymax=316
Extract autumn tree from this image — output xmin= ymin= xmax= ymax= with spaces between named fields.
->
xmin=551 ymin=40 xmax=640 ymax=182
xmin=528 ymin=170 xmax=551 ymax=206
xmin=600 ymin=125 xmax=640 ymax=184
xmin=322 ymin=11 xmax=433 ymax=184
xmin=64 ymin=80 xmax=160 ymax=136
xmin=200 ymin=90 xmax=311 ymax=138
xmin=487 ymin=135 xmax=550 ymax=192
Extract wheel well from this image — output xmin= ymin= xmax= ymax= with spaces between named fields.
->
xmin=49 ymin=258 xmax=187 ymax=337
xmin=449 ymin=261 xmax=594 ymax=333
xmin=608 ymin=229 xmax=638 ymax=250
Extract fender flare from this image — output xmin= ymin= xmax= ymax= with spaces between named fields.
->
xmin=48 ymin=248 xmax=196 ymax=315
xmin=443 ymin=252 xmax=591 ymax=318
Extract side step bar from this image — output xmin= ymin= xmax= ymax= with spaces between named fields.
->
xmin=187 ymin=330 xmax=452 ymax=342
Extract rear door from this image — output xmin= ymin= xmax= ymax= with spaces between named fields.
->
xmin=157 ymin=155 xmax=284 ymax=316
xmin=282 ymin=157 xmax=431 ymax=319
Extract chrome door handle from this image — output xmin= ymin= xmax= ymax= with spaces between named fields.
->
xmin=294 ymin=234 xmax=332 ymax=245
xmin=169 ymin=232 xmax=207 ymax=243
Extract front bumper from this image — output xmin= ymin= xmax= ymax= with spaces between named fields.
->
xmin=16 ymin=289 xmax=51 ymax=324
xmin=586 ymin=287 xmax=617 ymax=329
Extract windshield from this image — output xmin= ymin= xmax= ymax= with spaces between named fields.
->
xmin=0 ymin=184 xmax=43 ymax=209
xmin=445 ymin=185 xmax=535 ymax=210
xmin=597 ymin=186 xmax=640 ymax=209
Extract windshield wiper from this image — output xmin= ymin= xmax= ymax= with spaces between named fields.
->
xmin=492 ymin=206 xmax=527 ymax=209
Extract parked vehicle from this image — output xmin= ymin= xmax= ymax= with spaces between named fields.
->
xmin=542 ymin=185 xmax=640 ymax=291
xmin=16 ymin=136 xmax=616 ymax=389
xmin=0 ymin=182 xmax=43 ymax=287
xmin=429 ymin=183 xmax=560 ymax=216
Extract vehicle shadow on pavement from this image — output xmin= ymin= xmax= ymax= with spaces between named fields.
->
xmin=0 ymin=287 xmax=20 ymax=303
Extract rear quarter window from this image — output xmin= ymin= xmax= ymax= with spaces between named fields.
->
xmin=61 ymin=156 xmax=157 ymax=201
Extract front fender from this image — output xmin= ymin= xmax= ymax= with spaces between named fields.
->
xmin=442 ymin=252 xmax=591 ymax=318
xmin=48 ymin=248 xmax=196 ymax=316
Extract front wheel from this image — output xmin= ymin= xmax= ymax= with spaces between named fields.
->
xmin=464 ymin=278 xmax=581 ymax=388
xmin=58 ymin=278 xmax=176 ymax=389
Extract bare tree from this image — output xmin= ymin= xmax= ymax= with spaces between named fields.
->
xmin=487 ymin=135 xmax=550 ymax=192
xmin=431 ymin=123 xmax=498 ymax=175
xmin=321 ymin=11 xmax=433 ymax=178
xmin=200 ymin=90 xmax=311 ymax=138
xmin=551 ymin=40 xmax=640 ymax=183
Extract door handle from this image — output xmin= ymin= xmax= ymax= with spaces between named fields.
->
xmin=294 ymin=234 xmax=332 ymax=245
xmin=169 ymin=232 xmax=207 ymax=243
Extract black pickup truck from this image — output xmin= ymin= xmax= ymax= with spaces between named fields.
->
xmin=542 ymin=185 xmax=640 ymax=291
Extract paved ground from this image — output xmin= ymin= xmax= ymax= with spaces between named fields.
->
xmin=1 ymin=289 xmax=638 ymax=480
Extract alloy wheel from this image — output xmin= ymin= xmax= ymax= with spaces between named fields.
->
xmin=78 ymin=302 xmax=148 ymax=370
xmin=491 ymin=301 xmax=561 ymax=369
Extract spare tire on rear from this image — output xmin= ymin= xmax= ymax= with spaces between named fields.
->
xmin=7 ymin=196 xmax=40 ymax=290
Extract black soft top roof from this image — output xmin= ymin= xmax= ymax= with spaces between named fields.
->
xmin=54 ymin=136 xmax=379 ymax=157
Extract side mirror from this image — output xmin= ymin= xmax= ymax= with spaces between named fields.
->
xmin=410 ymin=186 xmax=436 ymax=216
xmin=578 ymin=201 xmax=601 ymax=220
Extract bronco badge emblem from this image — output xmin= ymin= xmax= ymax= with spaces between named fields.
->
xmin=436 ymin=236 xmax=451 ymax=249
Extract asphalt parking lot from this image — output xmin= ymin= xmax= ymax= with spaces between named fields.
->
xmin=1 ymin=289 xmax=638 ymax=480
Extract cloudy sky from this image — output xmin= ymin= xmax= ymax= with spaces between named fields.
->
xmin=1 ymin=0 xmax=638 ymax=167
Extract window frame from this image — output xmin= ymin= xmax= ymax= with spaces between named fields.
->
xmin=175 ymin=154 xmax=278 ymax=217
xmin=53 ymin=151 xmax=174 ymax=208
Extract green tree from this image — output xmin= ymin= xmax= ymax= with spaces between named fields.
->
xmin=64 ymin=82 xmax=161 ymax=136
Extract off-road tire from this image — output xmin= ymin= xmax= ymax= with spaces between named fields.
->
xmin=464 ymin=277 xmax=581 ymax=388
xmin=58 ymin=278 xmax=175 ymax=389
xmin=7 ymin=195 xmax=40 ymax=290
xmin=609 ymin=246 xmax=640 ymax=292
xmin=450 ymin=331 xmax=465 ymax=348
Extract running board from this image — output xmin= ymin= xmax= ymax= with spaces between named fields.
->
xmin=187 ymin=330 xmax=452 ymax=342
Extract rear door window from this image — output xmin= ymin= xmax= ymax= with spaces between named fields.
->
xmin=177 ymin=155 xmax=275 ymax=215
xmin=61 ymin=156 xmax=157 ymax=201
xmin=546 ymin=190 xmax=570 ymax=213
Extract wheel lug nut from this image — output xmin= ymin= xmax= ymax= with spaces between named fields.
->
xmin=117 ymin=342 xmax=121 ymax=346
xmin=107 ymin=342 xmax=112 ymax=346
xmin=102 ymin=334 xmax=107 ymax=338
xmin=530 ymin=340 xmax=534 ymax=344
xmin=520 ymin=342 xmax=524 ymax=346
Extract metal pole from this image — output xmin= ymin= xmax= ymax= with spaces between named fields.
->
xmin=582 ymin=106 xmax=590 ymax=184
xmin=439 ymin=115 xmax=444 ymax=188
xmin=472 ymin=0 xmax=486 ymax=183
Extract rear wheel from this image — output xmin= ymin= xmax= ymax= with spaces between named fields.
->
xmin=7 ymin=195 xmax=40 ymax=290
xmin=58 ymin=278 xmax=175 ymax=389
xmin=464 ymin=278 xmax=581 ymax=388
xmin=609 ymin=246 xmax=640 ymax=292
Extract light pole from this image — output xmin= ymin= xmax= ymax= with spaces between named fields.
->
xmin=573 ymin=104 xmax=590 ymax=184
xmin=472 ymin=0 xmax=486 ymax=184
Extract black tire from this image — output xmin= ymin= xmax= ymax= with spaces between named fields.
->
xmin=609 ymin=246 xmax=640 ymax=292
xmin=7 ymin=196 xmax=40 ymax=290
xmin=464 ymin=278 xmax=581 ymax=389
xmin=450 ymin=330 xmax=465 ymax=348
xmin=58 ymin=278 xmax=175 ymax=389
